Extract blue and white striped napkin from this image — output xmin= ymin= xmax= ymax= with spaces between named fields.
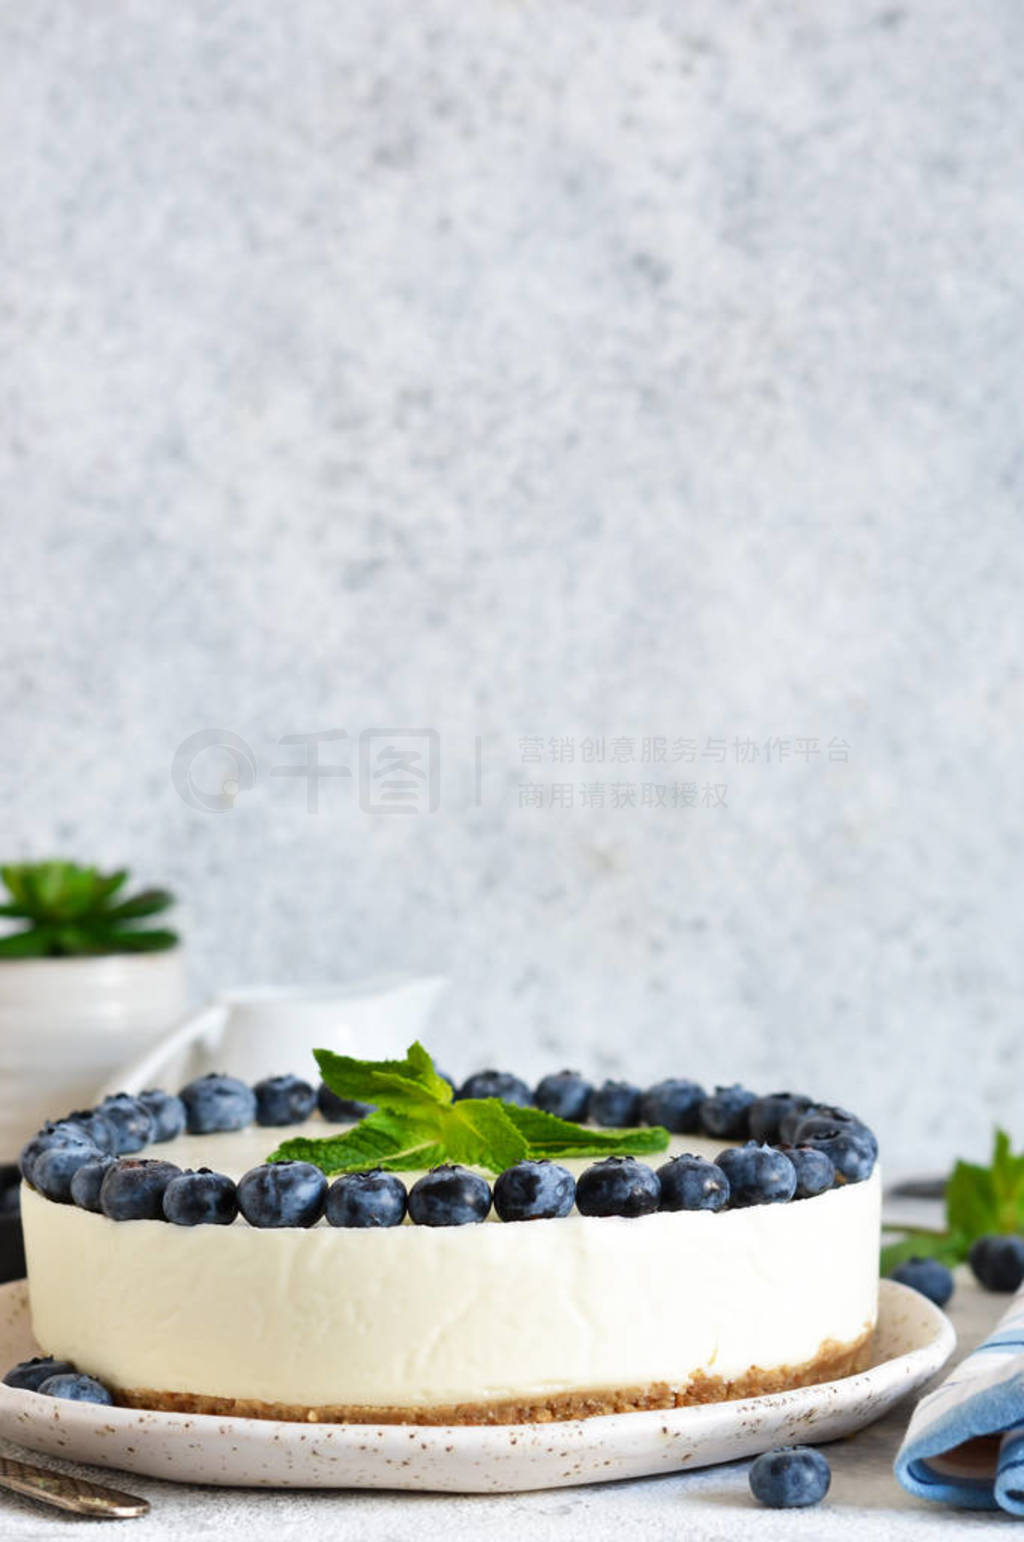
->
xmin=896 ymin=1282 xmax=1024 ymax=1513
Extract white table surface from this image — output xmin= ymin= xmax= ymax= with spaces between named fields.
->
xmin=0 ymin=1266 xmax=1009 ymax=1541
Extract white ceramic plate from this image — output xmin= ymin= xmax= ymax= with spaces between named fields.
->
xmin=0 ymin=1279 xmax=953 ymax=1494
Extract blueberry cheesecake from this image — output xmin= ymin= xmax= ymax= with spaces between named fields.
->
xmin=16 ymin=1049 xmax=881 ymax=1425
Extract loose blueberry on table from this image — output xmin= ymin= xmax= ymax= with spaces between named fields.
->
xmin=969 ymin=1235 xmax=1024 ymax=1293
xmin=3 ymin=1356 xmax=76 ymax=1391
xmin=748 ymin=1445 xmax=831 ymax=1508
xmin=888 ymin=1256 xmax=955 ymax=1308
xmin=37 ymin=1372 xmax=113 ymax=1406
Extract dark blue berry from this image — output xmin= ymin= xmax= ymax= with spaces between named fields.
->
xmin=325 ymin=1170 xmax=408 ymax=1228
xmin=588 ymin=1080 xmax=642 ymax=1127
xmin=657 ymin=1154 xmax=730 ymax=1212
xmin=493 ymin=1161 xmax=576 ymax=1222
xmin=716 ymin=1144 xmax=796 ymax=1207
xmin=62 ymin=1109 xmax=118 ymax=1153
xmin=575 ymin=1156 xmax=661 ymax=1218
xmin=783 ymin=1145 xmax=836 ymax=1199
xmin=163 ymin=1168 xmax=239 ymax=1226
xmin=254 ymin=1074 xmax=317 ymax=1127
xmin=19 ymin=1122 xmax=96 ymax=1184
xmin=533 ymin=1071 xmax=592 ymax=1122
xmin=3 ymin=1356 xmax=77 ymax=1391
xmin=237 ymin=1161 xmax=327 ymax=1228
xmin=889 ymin=1256 xmax=955 ymax=1307
xmin=316 ymin=1083 xmax=374 ymax=1123
xmin=32 ymin=1142 xmax=105 ymax=1204
xmin=455 ymin=1070 xmax=532 ymax=1106
xmin=700 ymin=1085 xmax=756 ymax=1139
xmin=407 ymin=1166 xmax=492 ymax=1226
xmin=99 ymin=1094 xmax=155 ymax=1154
xmin=639 ymin=1079 xmax=706 ymax=1134
xmin=792 ymin=1111 xmax=877 ymax=1183
xmin=99 ymin=1158 xmax=181 ymax=1220
xmin=749 ymin=1446 xmax=831 ymax=1508
xmin=969 ymin=1235 xmax=1024 ymax=1293
xmin=748 ymin=1093 xmax=813 ymax=1146
xmin=776 ymin=1096 xmax=816 ymax=1144
xmin=38 ymin=1372 xmax=113 ymax=1406
xmin=70 ymin=1154 xmax=118 ymax=1212
xmin=179 ymin=1073 xmax=257 ymax=1134
xmin=137 ymin=1089 xmax=187 ymax=1142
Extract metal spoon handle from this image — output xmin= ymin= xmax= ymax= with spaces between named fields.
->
xmin=0 ymin=1455 xmax=150 ymax=1518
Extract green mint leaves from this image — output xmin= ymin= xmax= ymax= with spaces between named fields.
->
xmin=267 ymin=1041 xmax=669 ymax=1176
xmin=881 ymin=1128 xmax=1024 ymax=1274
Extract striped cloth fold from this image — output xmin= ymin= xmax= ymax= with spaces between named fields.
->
xmin=896 ymin=1285 xmax=1024 ymax=1513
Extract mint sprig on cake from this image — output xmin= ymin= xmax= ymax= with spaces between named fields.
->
xmin=267 ymin=1042 xmax=670 ymax=1175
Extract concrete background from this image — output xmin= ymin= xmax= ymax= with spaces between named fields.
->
xmin=2 ymin=0 xmax=1022 ymax=1172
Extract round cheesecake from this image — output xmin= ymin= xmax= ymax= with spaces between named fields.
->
xmin=20 ymin=1105 xmax=881 ymax=1425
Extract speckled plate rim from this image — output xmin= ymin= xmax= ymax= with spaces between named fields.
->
xmin=0 ymin=1279 xmax=955 ymax=1493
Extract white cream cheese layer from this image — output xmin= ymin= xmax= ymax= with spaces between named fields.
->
xmin=22 ymin=1122 xmax=881 ymax=1410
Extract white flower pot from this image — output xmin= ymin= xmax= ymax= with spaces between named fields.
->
xmin=0 ymin=948 xmax=188 ymax=1154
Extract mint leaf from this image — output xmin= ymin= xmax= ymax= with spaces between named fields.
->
xmin=881 ymin=1230 xmax=967 ymax=1275
xmin=443 ymin=1099 xmax=528 ymax=1170
xmin=268 ymin=1110 xmax=446 ymax=1174
xmin=503 ymin=1102 xmax=670 ymax=1158
xmin=314 ymin=1041 xmax=451 ymax=1112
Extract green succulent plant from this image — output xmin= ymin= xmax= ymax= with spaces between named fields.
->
xmin=0 ymin=861 xmax=178 ymax=958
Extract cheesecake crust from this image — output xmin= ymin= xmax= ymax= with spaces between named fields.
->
xmin=113 ymin=1325 xmax=874 ymax=1426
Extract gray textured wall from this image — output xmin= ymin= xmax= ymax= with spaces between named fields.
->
xmin=3 ymin=1 xmax=1022 ymax=1172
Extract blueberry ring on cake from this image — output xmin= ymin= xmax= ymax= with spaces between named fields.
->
xmin=15 ymin=1045 xmax=881 ymax=1425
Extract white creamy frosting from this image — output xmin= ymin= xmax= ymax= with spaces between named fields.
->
xmin=22 ymin=1121 xmax=881 ymax=1411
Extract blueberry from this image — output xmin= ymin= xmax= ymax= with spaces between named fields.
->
xmin=493 ymin=1161 xmax=576 ymax=1222
xmin=62 ymin=1109 xmax=118 ymax=1153
xmin=32 ymin=1142 xmax=105 ymax=1204
xmin=700 ymin=1084 xmax=757 ymax=1140
xmin=639 ymin=1079 xmax=706 ymax=1134
xmin=99 ymin=1093 xmax=155 ymax=1154
xmin=254 ymin=1074 xmax=317 ymax=1127
xmin=533 ymin=1071 xmax=592 ymax=1122
xmin=179 ymin=1073 xmax=257 ymax=1134
xmin=969 ymin=1235 xmax=1024 ymax=1293
xmin=19 ymin=1121 xmax=96 ymax=1184
xmin=38 ymin=1372 xmax=113 ymax=1406
xmin=70 ymin=1154 xmax=118 ymax=1213
xmin=716 ymin=1144 xmax=796 ymax=1207
xmin=407 ymin=1165 xmax=492 ymax=1226
xmin=237 ymin=1161 xmax=327 ymax=1228
xmin=316 ymin=1083 xmax=374 ymax=1123
xmin=455 ymin=1070 xmax=532 ymax=1106
xmin=784 ymin=1145 xmax=836 ymax=1199
xmin=749 ymin=1446 xmax=831 ymax=1508
xmin=3 ymin=1356 xmax=77 ymax=1391
xmin=588 ymin=1080 xmax=642 ymax=1127
xmin=657 ymin=1154 xmax=730 ymax=1212
xmin=889 ymin=1257 xmax=955 ymax=1307
xmin=99 ymin=1158 xmax=181 ymax=1220
xmin=575 ymin=1156 xmax=661 ymax=1218
xmin=748 ymin=1093 xmax=813 ymax=1146
xmin=163 ymin=1168 xmax=239 ymax=1226
xmin=325 ymin=1170 xmax=408 ymax=1228
xmin=776 ymin=1096 xmax=816 ymax=1144
xmin=792 ymin=1112 xmax=877 ymax=1183
xmin=137 ymin=1089 xmax=187 ymax=1142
